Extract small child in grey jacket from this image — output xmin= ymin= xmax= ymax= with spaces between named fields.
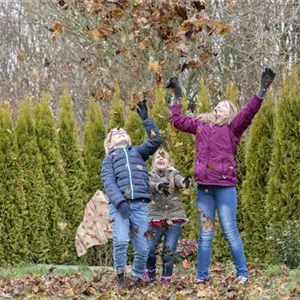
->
xmin=144 ymin=148 xmax=190 ymax=285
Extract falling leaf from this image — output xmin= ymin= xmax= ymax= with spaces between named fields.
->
xmin=144 ymin=230 xmax=155 ymax=240
xmin=58 ymin=222 xmax=67 ymax=231
xmin=207 ymin=163 xmax=214 ymax=170
xmin=182 ymin=259 xmax=192 ymax=269
xmin=53 ymin=23 xmax=65 ymax=32
xmin=17 ymin=55 xmax=24 ymax=61
xmin=125 ymin=188 xmax=131 ymax=198
xmin=158 ymin=151 xmax=165 ymax=158
xmin=174 ymin=142 xmax=183 ymax=148
xmin=50 ymin=32 xmax=56 ymax=41
xmin=150 ymin=130 xmax=156 ymax=138
xmin=134 ymin=227 xmax=139 ymax=234
xmin=61 ymin=251 xmax=69 ymax=260
xmin=136 ymin=165 xmax=143 ymax=170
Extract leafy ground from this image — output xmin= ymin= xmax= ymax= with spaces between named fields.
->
xmin=0 ymin=263 xmax=299 ymax=299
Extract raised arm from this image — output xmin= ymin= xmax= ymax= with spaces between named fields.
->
xmin=231 ymin=68 xmax=276 ymax=139
xmin=166 ymin=77 xmax=199 ymax=134
xmin=135 ymin=100 xmax=162 ymax=160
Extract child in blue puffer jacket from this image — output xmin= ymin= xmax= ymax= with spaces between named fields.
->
xmin=101 ymin=100 xmax=162 ymax=289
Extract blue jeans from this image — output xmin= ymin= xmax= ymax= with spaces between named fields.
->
xmin=109 ymin=201 xmax=149 ymax=279
xmin=196 ymin=186 xmax=248 ymax=280
xmin=146 ymin=222 xmax=182 ymax=278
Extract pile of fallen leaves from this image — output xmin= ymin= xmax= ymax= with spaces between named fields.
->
xmin=0 ymin=263 xmax=299 ymax=299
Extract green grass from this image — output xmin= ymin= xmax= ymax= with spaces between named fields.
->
xmin=0 ymin=264 xmax=94 ymax=280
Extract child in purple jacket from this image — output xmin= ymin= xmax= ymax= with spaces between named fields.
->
xmin=166 ymin=68 xmax=275 ymax=285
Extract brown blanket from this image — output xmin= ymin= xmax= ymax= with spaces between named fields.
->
xmin=75 ymin=190 xmax=112 ymax=257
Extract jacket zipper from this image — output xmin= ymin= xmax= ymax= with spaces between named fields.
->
xmin=204 ymin=125 xmax=212 ymax=180
xmin=123 ymin=148 xmax=134 ymax=199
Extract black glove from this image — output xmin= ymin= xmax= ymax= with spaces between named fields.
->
xmin=182 ymin=175 xmax=191 ymax=188
xmin=157 ymin=182 xmax=170 ymax=196
xmin=136 ymin=99 xmax=148 ymax=120
xmin=165 ymin=77 xmax=182 ymax=104
xmin=118 ymin=201 xmax=132 ymax=219
xmin=257 ymin=68 xmax=276 ymax=99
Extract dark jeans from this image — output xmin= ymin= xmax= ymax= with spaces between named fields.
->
xmin=146 ymin=222 xmax=182 ymax=278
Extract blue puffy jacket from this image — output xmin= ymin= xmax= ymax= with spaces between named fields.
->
xmin=101 ymin=118 xmax=162 ymax=208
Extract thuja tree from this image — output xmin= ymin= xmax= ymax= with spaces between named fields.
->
xmin=240 ymin=93 xmax=274 ymax=262
xmin=266 ymin=71 xmax=300 ymax=223
xmin=57 ymin=89 xmax=88 ymax=262
xmin=84 ymin=98 xmax=106 ymax=197
xmin=15 ymin=99 xmax=49 ymax=263
xmin=109 ymin=83 xmax=125 ymax=129
xmin=35 ymin=96 xmax=70 ymax=263
xmin=0 ymin=104 xmax=28 ymax=264
xmin=265 ymin=71 xmax=300 ymax=266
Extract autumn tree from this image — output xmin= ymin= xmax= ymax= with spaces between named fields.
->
xmin=0 ymin=104 xmax=28 ymax=264
xmin=15 ymin=99 xmax=49 ymax=263
xmin=266 ymin=71 xmax=300 ymax=223
xmin=35 ymin=96 xmax=70 ymax=263
xmin=240 ymin=93 xmax=274 ymax=262
xmin=57 ymin=89 xmax=88 ymax=262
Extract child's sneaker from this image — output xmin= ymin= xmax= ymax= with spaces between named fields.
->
xmin=160 ymin=276 xmax=172 ymax=285
xmin=236 ymin=276 xmax=248 ymax=285
xmin=116 ymin=273 xmax=127 ymax=289
xmin=143 ymin=269 xmax=156 ymax=282
xmin=196 ymin=279 xmax=208 ymax=284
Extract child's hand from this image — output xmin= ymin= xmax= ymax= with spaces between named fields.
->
xmin=118 ymin=201 xmax=132 ymax=219
xmin=182 ymin=175 xmax=191 ymax=188
xmin=165 ymin=77 xmax=182 ymax=104
xmin=157 ymin=182 xmax=170 ymax=196
xmin=136 ymin=99 xmax=148 ymax=120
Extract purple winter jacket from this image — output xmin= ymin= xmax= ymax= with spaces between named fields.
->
xmin=169 ymin=95 xmax=262 ymax=187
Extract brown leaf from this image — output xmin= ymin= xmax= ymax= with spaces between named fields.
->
xmin=158 ymin=151 xmax=165 ymax=158
xmin=138 ymin=40 xmax=151 ymax=49
xmin=150 ymin=130 xmax=156 ymax=138
xmin=134 ymin=227 xmax=139 ymax=234
xmin=144 ymin=230 xmax=155 ymax=240
xmin=148 ymin=61 xmax=162 ymax=73
xmin=174 ymin=142 xmax=183 ymax=148
xmin=197 ymin=289 xmax=208 ymax=297
xmin=53 ymin=23 xmax=65 ymax=32
xmin=61 ymin=251 xmax=69 ymax=260
xmin=58 ymin=222 xmax=67 ymax=231
xmin=48 ymin=266 xmax=56 ymax=273
xmin=182 ymin=259 xmax=192 ymax=269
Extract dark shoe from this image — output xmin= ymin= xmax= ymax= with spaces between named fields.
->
xmin=143 ymin=268 xmax=156 ymax=283
xmin=160 ymin=276 xmax=172 ymax=285
xmin=116 ymin=273 xmax=127 ymax=289
xmin=132 ymin=276 xmax=143 ymax=288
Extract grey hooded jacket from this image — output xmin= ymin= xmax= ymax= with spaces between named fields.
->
xmin=148 ymin=168 xmax=188 ymax=222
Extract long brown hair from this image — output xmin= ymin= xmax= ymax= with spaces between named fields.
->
xmin=198 ymin=100 xmax=238 ymax=126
